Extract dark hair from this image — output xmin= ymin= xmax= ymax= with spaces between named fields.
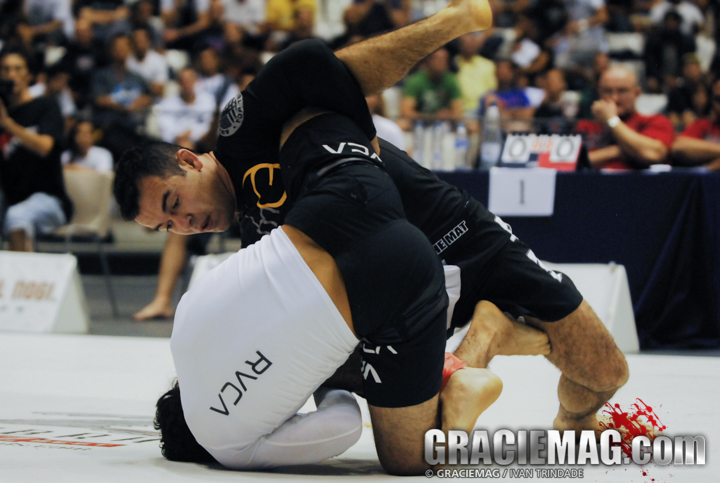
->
xmin=0 ymin=45 xmax=37 ymax=75
xmin=114 ymin=142 xmax=186 ymax=221
xmin=154 ymin=380 xmax=216 ymax=463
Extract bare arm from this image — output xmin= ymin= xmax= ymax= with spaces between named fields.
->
xmin=334 ymin=0 xmax=492 ymax=96
xmin=588 ymin=145 xmax=624 ymax=168
xmin=671 ymin=135 xmax=720 ymax=166
xmin=610 ymin=122 xmax=668 ymax=165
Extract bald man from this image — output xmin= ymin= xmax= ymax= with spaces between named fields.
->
xmin=575 ymin=66 xmax=675 ymax=169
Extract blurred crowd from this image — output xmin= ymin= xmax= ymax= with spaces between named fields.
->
xmin=2 ymin=0 xmax=720 ymax=253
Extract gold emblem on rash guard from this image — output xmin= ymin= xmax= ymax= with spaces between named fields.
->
xmin=242 ymin=163 xmax=288 ymax=209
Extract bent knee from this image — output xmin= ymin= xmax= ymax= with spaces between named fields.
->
xmin=587 ymin=351 xmax=629 ymax=393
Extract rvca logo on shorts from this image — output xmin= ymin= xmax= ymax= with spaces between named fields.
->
xmin=219 ymin=93 xmax=244 ymax=137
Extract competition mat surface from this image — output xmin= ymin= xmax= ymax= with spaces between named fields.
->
xmin=0 ymin=332 xmax=716 ymax=482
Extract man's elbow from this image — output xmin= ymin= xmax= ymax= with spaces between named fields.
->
xmin=637 ymin=144 xmax=668 ymax=165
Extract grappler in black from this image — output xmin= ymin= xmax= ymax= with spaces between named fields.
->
xmin=114 ymin=0 xmax=628 ymax=474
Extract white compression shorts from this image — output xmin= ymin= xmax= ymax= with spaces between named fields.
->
xmin=171 ymin=227 xmax=360 ymax=469
xmin=171 ymin=227 xmax=464 ymax=469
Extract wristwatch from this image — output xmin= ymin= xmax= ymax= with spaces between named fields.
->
xmin=607 ymin=116 xmax=621 ymax=128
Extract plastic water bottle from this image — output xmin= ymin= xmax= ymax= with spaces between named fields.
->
xmin=412 ymin=121 xmax=424 ymax=164
xmin=432 ymin=121 xmax=444 ymax=170
xmin=480 ymin=102 xmax=502 ymax=169
xmin=455 ymin=122 xmax=469 ymax=169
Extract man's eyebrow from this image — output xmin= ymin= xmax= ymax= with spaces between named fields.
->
xmin=161 ymin=190 xmax=170 ymax=214
xmin=153 ymin=191 xmax=172 ymax=231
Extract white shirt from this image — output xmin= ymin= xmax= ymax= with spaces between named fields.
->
xmin=61 ymin=146 xmax=114 ymax=173
xmin=222 ymin=0 xmax=266 ymax=30
xmin=126 ymin=50 xmax=169 ymax=87
xmin=372 ymin=114 xmax=406 ymax=150
xmin=172 ymin=227 xmax=361 ymax=469
xmin=155 ymin=91 xmax=216 ymax=143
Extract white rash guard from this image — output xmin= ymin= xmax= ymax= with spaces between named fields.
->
xmin=171 ymin=227 xmax=464 ymax=470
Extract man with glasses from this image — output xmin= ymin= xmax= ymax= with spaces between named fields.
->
xmin=671 ymin=78 xmax=720 ymax=170
xmin=575 ymin=65 xmax=675 ymax=169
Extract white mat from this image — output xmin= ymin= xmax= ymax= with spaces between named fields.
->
xmin=0 ymin=333 xmax=716 ymax=482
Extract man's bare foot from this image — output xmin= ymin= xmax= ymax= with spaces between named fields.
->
xmin=472 ymin=301 xmax=551 ymax=359
xmin=441 ymin=367 xmax=503 ymax=434
xmin=446 ymin=0 xmax=493 ymax=33
xmin=133 ymin=299 xmax=174 ymax=321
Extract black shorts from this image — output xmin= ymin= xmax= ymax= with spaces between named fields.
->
xmin=281 ymin=115 xmax=447 ymax=408
xmin=444 ymin=204 xmax=584 ymax=332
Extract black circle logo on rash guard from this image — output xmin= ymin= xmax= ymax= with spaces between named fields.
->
xmin=219 ymin=93 xmax=244 ymax=137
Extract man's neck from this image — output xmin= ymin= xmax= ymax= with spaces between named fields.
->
xmin=209 ymin=151 xmax=237 ymax=207
xmin=10 ymin=89 xmax=33 ymax=108
xmin=135 ymin=50 xmax=148 ymax=62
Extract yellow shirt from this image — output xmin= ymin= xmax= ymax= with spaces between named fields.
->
xmin=266 ymin=0 xmax=316 ymax=31
xmin=455 ymin=55 xmax=497 ymax=114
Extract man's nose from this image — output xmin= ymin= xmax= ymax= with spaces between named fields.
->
xmin=172 ymin=213 xmax=194 ymax=232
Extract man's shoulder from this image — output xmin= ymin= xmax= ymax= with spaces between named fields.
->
xmin=632 ymin=112 xmax=674 ymax=130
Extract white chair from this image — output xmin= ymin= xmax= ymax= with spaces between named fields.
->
xmin=52 ymin=170 xmax=118 ymax=318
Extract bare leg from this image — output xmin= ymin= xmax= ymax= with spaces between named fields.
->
xmin=524 ymin=300 xmax=629 ymax=433
xmin=453 ymin=300 xmax=551 ymax=368
xmin=133 ymin=232 xmax=188 ymax=321
xmin=336 ymin=0 xmax=493 ymax=96
xmin=9 ymin=229 xmax=33 ymax=252
xmin=369 ymin=368 xmax=502 ymax=475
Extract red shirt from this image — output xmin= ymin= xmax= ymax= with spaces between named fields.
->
xmin=680 ymin=118 xmax=720 ymax=143
xmin=575 ymin=112 xmax=675 ymax=169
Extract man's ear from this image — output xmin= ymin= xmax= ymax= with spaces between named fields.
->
xmin=177 ymin=149 xmax=204 ymax=171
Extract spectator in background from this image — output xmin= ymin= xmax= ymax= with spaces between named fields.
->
xmin=91 ymin=34 xmax=152 ymax=162
xmin=490 ymin=0 xmax=530 ymax=28
xmin=161 ymin=0 xmax=211 ymax=51
xmin=0 ymin=47 xmax=72 ymax=252
xmin=61 ymin=120 xmax=114 ymax=172
xmin=399 ymin=48 xmax=463 ymax=129
xmin=551 ymin=0 xmax=608 ymax=70
xmin=156 ymin=68 xmax=216 ymax=151
xmin=276 ymin=7 xmax=317 ymax=51
xmin=525 ymin=0 xmax=568 ymax=49
xmin=667 ymin=54 xmax=709 ymax=129
xmin=76 ymin=0 xmax=130 ymax=44
xmin=344 ymin=0 xmax=409 ymax=38
xmin=510 ymin=15 xmax=551 ymax=86
xmin=650 ymin=0 xmax=704 ymax=35
xmin=195 ymin=47 xmax=239 ymax=109
xmin=367 ymin=92 xmax=405 ymax=150
xmin=577 ymin=51 xmax=609 ymax=118
xmin=534 ymin=68 xmax=578 ymax=133
xmin=223 ymin=0 xmax=267 ymax=34
xmin=455 ymin=32 xmax=497 ymax=117
xmin=266 ymin=0 xmax=316 ymax=32
xmin=670 ymin=78 xmax=720 ymax=169
xmin=19 ymin=0 xmax=75 ymax=48
xmin=480 ymin=60 xmax=538 ymax=124
xmin=575 ymin=65 xmax=675 ymax=169
xmin=63 ymin=18 xmax=109 ymax=109
xmin=111 ymin=0 xmax=163 ymax=48
xmin=29 ymin=63 xmax=77 ymax=135
xmin=644 ymin=10 xmax=696 ymax=93
xmin=127 ymin=27 xmax=168 ymax=98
